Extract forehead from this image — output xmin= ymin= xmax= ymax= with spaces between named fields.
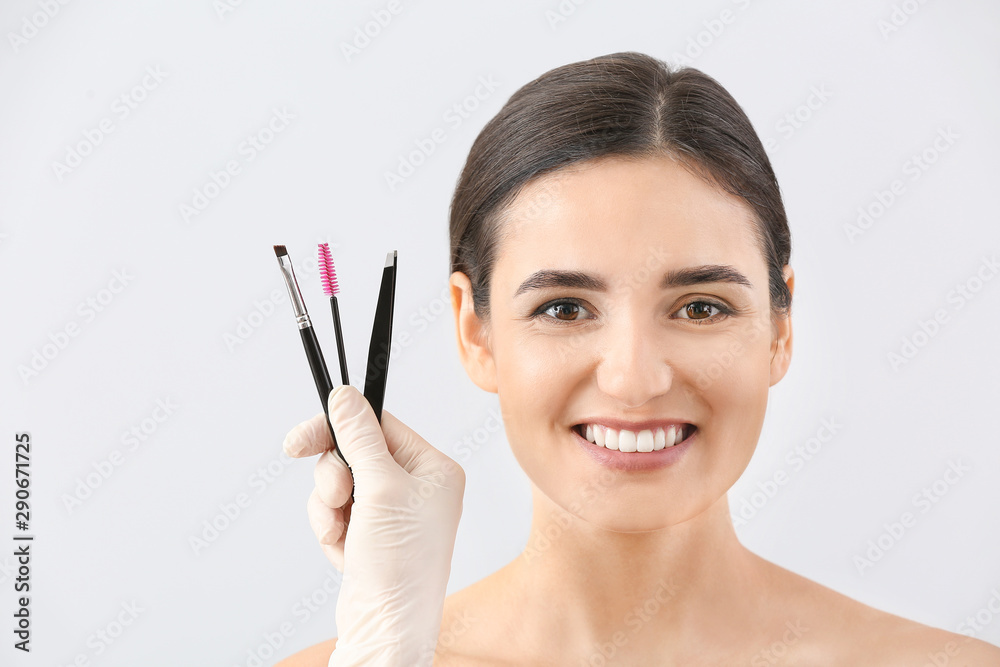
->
xmin=497 ymin=156 xmax=762 ymax=282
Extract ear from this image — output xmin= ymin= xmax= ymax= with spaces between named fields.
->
xmin=450 ymin=271 xmax=498 ymax=393
xmin=769 ymin=264 xmax=794 ymax=386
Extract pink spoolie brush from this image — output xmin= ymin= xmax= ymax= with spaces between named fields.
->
xmin=318 ymin=243 xmax=349 ymax=385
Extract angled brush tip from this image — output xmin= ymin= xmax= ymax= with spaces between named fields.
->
xmin=317 ymin=243 xmax=340 ymax=296
xmin=273 ymin=245 xmax=288 ymax=257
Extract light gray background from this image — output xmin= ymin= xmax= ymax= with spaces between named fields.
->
xmin=2 ymin=1 xmax=999 ymax=664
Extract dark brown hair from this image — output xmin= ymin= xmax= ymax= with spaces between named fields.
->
xmin=449 ymin=51 xmax=791 ymax=323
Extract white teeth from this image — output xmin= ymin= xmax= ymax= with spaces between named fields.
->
xmin=618 ymin=429 xmax=637 ymax=453
xmin=605 ymin=428 xmax=619 ymax=451
xmin=637 ymin=429 xmax=654 ymax=453
xmin=580 ymin=423 xmax=690 ymax=452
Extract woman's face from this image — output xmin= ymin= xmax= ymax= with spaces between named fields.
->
xmin=451 ymin=155 xmax=793 ymax=532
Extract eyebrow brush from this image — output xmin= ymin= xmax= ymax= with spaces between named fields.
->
xmin=273 ymin=245 xmax=349 ymax=469
xmin=317 ymin=243 xmax=349 ymax=385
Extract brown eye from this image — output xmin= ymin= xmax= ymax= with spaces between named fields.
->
xmin=550 ymin=302 xmax=581 ymax=320
xmin=675 ymin=300 xmax=733 ymax=325
xmin=685 ymin=302 xmax=715 ymax=320
xmin=533 ymin=299 xmax=592 ymax=323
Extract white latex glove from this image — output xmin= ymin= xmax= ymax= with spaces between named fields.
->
xmin=282 ymin=384 xmax=466 ymax=667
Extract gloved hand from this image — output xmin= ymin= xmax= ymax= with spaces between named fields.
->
xmin=282 ymin=384 xmax=466 ymax=667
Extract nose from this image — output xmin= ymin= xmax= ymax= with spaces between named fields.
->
xmin=594 ymin=312 xmax=674 ymax=409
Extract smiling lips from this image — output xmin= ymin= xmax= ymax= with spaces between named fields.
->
xmin=575 ymin=422 xmax=696 ymax=452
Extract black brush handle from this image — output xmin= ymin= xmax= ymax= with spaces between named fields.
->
xmin=299 ymin=326 xmax=348 ymax=468
xmin=330 ymin=296 xmax=350 ymax=385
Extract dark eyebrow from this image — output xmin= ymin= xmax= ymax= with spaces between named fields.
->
xmin=513 ymin=265 xmax=753 ymax=298
xmin=513 ymin=270 xmax=604 ymax=297
xmin=661 ymin=264 xmax=754 ymax=290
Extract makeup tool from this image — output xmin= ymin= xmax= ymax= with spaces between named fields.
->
xmin=273 ymin=245 xmax=345 ymax=466
xmin=274 ymin=245 xmax=397 ymax=489
xmin=363 ymin=251 xmax=396 ymax=424
xmin=318 ymin=243 xmax=350 ymax=386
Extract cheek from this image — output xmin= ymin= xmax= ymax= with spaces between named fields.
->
xmin=686 ymin=324 xmax=773 ymax=460
xmin=681 ymin=317 xmax=774 ymax=395
xmin=492 ymin=331 xmax=591 ymax=483
xmin=496 ymin=334 xmax=577 ymax=434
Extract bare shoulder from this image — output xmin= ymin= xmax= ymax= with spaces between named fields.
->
xmin=857 ymin=611 xmax=1000 ymax=665
xmin=274 ymin=637 xmax=336 ymax=667
xmin=754 ymin=554 xmax=1000 ymax=665
xmin=881 ymin=625 xmax=1000 ymax=666
xmin=434 ymin=574 xmax=526 ymax=666
xmin=268 ymin=579 xmax=509 ymax=667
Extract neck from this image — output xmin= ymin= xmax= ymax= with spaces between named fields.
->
xmin=501 ymin=485 xmax=766 ymax=661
